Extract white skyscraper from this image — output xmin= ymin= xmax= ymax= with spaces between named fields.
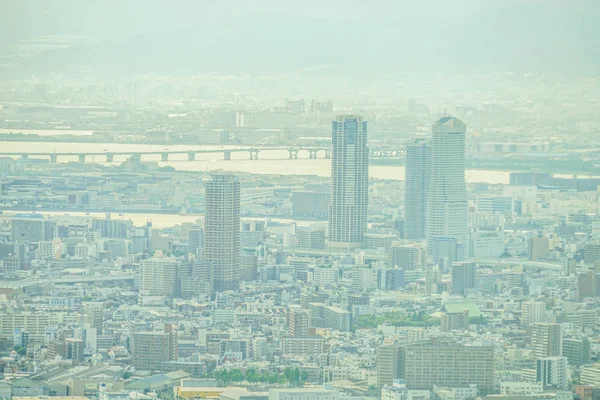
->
xmin=405 ymin=138 xmax=431 ymax=240
xmin=204 ymin=173 xmax=240 ymax=292
xmin=426 ymin=117 xmax=468 ymax=253
xmin=328 ymin=115 xmax=369 ymax=249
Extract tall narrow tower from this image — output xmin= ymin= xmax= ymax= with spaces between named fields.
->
xmin=204 ymin=173 xmax=240 ymax=292
xmin=328 ymin=115 xmax=369 ymax=249
xmin=426 ymin=117 xmax=468 ymax=253
xmin=405 ymin=138 xmax=431 ymax=240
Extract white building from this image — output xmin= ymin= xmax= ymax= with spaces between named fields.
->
xmin=328 ymin=115 xmax=369 ymax=249
xmin=521 ymin=300 xmax=547 ymax=326
xmin=269 ymin=388 xmax=340 ymax=400
xmin=204 ymin=173 xmax=240 ymax=292
xmin=500 ymin=381 xmax=544 ymax=396
xmin=537 ymin=357 xmax=569 ymax=389
xmin=427 ymin=117 xmax=468 ymax=253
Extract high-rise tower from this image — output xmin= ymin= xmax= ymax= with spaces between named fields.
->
xmin=328 ymin=115 xmax=369 ymax=249
xmin=405 ymin=138 xmax=431 ymax=240
xmin=426 ymin=117 xmax=468 ymax=253
xmin=204 ymin=173 xmax=240 ymax=292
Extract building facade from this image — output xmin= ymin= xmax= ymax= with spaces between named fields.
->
xmin=328 ymin=115 xmax=369 ymax=249
xmin=426 ymin=117 xmax=468 ymax=253
xmin=204 ymin=173 xmax=241 ymax=292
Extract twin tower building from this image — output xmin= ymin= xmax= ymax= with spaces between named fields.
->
xmin=328 ymin=114 xmax=468 ymax=255
xmin=204 ymin=115 xmax=468 ymax=292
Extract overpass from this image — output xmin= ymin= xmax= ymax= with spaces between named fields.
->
xmin=0 ymin=146 xmax=404 ymax=163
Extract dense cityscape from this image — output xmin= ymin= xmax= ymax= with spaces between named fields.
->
xmin=2 ymin=2 xmax=600 ymax=400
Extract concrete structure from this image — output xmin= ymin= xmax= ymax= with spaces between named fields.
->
xmin=268 ymin=388 xmax=340 ymax=400
xmin=562 ymin=337 xmax=591 ymax=366
xmin=450 ymin=262 xmax=476 ymax=296
xmin=132 ymin=325 xmax=178 ymax=371
xmin=328 ymin=115 xmax=369 ymax=249
xmin=580 ymin=363 xmax=600 ymax=386
xmin=205 ymin=173 xmax=240 ymax=292
xmin=405 ymin=138 xmax=431 ymax=240
xmin=288 ymin=307 xmax=310 ymax=336
xmin=139 ymin=257 xmax=180 ymax=298
xmin=529 ymin=236 xmax=550 ymax=260
xmin=377 ymin=344 xmax=404 ymax=388
xmin=532 ymin=323 xmax=562 ymax=359
xmin=281 ymin=336 xmax=324 ymax=357
xmin=403 ymin=345 xmax=494 ymax=392
xmin=388 ymin=242 xmax=426 ymax=270
xmin=521 ymin=300 xmax=546 ymax=326
xmin=426 ymin=117 xmax=468 ymax=254
xmin=536 ymin=357 xmax=568 ymax=389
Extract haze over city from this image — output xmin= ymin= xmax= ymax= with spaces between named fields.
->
xmin=0 ymin=2 xmax=599 ymax=400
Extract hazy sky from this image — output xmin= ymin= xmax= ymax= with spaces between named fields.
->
xmin=1 ymin=0 xmax=599 ymax=78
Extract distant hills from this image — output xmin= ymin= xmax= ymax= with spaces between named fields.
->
xmin=2 ymin=0 xmax=599 ymax=79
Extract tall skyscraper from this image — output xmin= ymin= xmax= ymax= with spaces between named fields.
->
xmin=405 ymin=138 xmax=431 ymax=240
xmin=426 ymin=117 xmax=468 ymax=253
xmin=204 ymin=173 xmax=240 ymax=292
xmin=328 ymin=115 xmax=369 ymax=249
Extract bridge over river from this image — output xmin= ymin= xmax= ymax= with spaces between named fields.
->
xmin=0 ymin=146 xmax=405 ymax=163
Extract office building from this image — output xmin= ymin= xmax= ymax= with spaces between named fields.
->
xmin=11 ymin=216 xmax=56 ymax=243
xmin=269 ymin=388 xmax=340 ymax=400
xmin=188 ymin=228 xmax=204 ymax=258
xmin=584 ymin=242 xmax=600 ymax=264
xmin=450 ymin=262 xmax=476 ymax=296
xmin=563 ymin=337 xmax=591 ymax=366
xmin=431 ymin=237 xmax=465 ymax=270
xmin=133 ymin=325 xmax=178 ymax=371
xmin=532 ymin=323 xmax=562 ymax=359
xmin=139 ymin=257 xmax=180 ymax=298
xmin=322 ymin=305 xmax=351 ymax=332
xmin=404 ymin=345 xmax=494 ymax=392
xmin=292 ymin=191 xmax=329 ymax=220
xmin=529 ymin=236 xmax=550 ymax=260
xmin=536 ymin=357 xmax=568 ymax=389
xmin=281 ymin=336 xmax=324 ymax=357
xmin=388 ymin=242 xmax=426 ymax=270
xmin=426 ymin=117 xmax=468 ymax=253
xmin=521 ymin=300 xmax=546 ymax=326
xmin=577 ymin=270 xmax=596 ymax=300
xmin=309 ymin=304 xmax=351 ymax=332
xmin=288 ymin=307 xmax=310 ymax=336
xmin=476 ymin=196 xmax=514 ymax=215
xmin=83 ymin=302 xmax=104 ymax=335
xmin=65 ymin=338 xmax=85 ymax=362
xmin=296 ymin=225 xmax=326 ymax=249
xmin=440 ymin=310 xmax=469 ymax=332
xmin=204 ymin=173 xmax=240 ymax=292
xmin=92 ymin=217 xmax=131 ymax=238
xmin=328 ymin=115 xmax=369 ymax=249
xmin=580 ymin=364 xmax=600 ymax=386
xmin=377 ymin=343 xmax=404 ymax=388
xmin=468 ymin=227 xmax=505 ymax=259
xmin=405 ymin=138 xmax=431 ymax=240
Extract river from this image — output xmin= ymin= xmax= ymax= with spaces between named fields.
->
xmin=0 ymin=141 xmax=511 ymax=184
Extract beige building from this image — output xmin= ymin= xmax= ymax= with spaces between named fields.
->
xmin=404 ymin=345 xmax=495 ymax=392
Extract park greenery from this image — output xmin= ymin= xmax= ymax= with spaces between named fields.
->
xmin=211 ymin=367 xmax=308 ymax=387
xmin=355 ymin=311 xmax=440 ymax=329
